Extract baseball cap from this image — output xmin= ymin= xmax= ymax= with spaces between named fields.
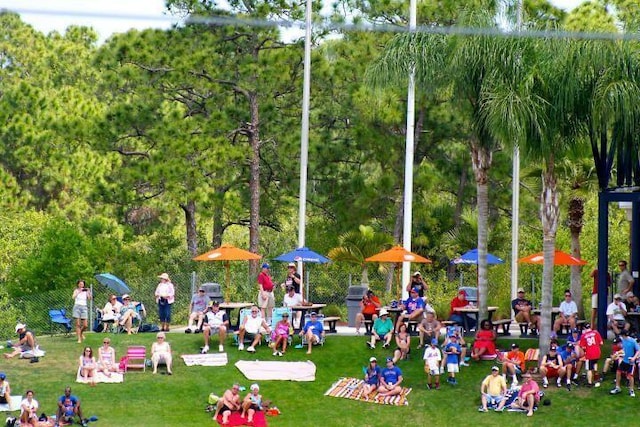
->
xmin=198 ymin=288 xmax=205 ymax=292
xmin=369 ymin=356 xmax=377 ymax=362
xmin=614 ymin=293 xmax=622 ymax=300
xmin=287 ymin=263 xmax=296 ymax=268
xmin=413 ymin=271 xmax=421 ymax=276
xmin=310 ymin=312 xmax=317 ymax=316
xmin=209 ymin=300 xmax=219 ymax=307
xmin=386 ymin=357 xmax=393 ymax=363
xmin=261 ymin=263 xmax=270 ymax=269
xmin=122 ymin=294 xmax=130 ymax=299
xmin=613 ymin=337 xmax=622 ymax=343
xmin=250 ymin=383 xmax=259 ymax=391
xmin=458 ymin=290 xmax=467 ymax=296
xmin=511 ymin=343 xmax=519 ymax=349
xmin=431 ymin=338 xmax=438 ymax=345
xmin=583 ymin=323 xmax=591 ymax=330
xmin=410 ymin=287 xmax=419 ymax=293
xmin=567 ymin=342 xmax=574 ymax=348
xmin=0 ymin=372 xmax=5 ymax=380
xmin=282 ymin=312 xmax=289 ymax=317
xmin=491 ymin=366 xmax=499 ymax=371
xmin=550 ymin=345 xmax=557 ymax=350
xmin=517 ymin=288 xmax=525 ymax=293
xmin=450 ymin=334 xmax=458 ymax=340
xmin=571 ymin=328 xmax=580 ymax=334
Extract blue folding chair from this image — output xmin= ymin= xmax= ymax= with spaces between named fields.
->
xmin=266 ymin=307 xmax=294 ymax=346
xmin=48 ymin=309 xmax=72 ymax=337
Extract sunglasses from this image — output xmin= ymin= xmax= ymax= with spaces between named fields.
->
xmin=103 ymin=341 xmax=109 ymax=344
xmin=565 ymin=294 xmax=571 ymax=297
xmin=158 ymin=337 xmax=165 ymax=339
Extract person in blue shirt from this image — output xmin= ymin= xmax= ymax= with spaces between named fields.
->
xmin=610 ymin=330 xmax=640 ymax=396
xmin=56 ymin=386 xmax=87 ymax=427
xmin=395 ymin=288 xmax=426 ymax=332
xmin=362 ymin=356 xmax=382 ymax=399
xmin=299 ymin=312 xmax=324 ymax=355
xmin=444 ymin=335 xmax=462 ymax=385
xmin=378 ymin=357 xmax=403 ymax=396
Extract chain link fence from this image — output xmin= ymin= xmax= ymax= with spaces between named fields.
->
xmin=7 ymin=266 xmax=503 ymax=339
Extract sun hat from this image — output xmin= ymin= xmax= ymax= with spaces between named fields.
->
xmin=413 ymin=271 xmax=421 ymax=276
xmin=517 ymin=288 xmax=525 ymax=293
xmin=282 ymin=312 xmax=289 ymax=317
xmin=287 ymin=263 xmax=296 ymax=268
xmin=15 ymin=323 xmax=25 ymax=332
xmin=379 ymin=308 xmax=389 ymax=316
xmin=491 ymin=366 xmax=499 ymax=371
xmin=122 ymin=294 xmax=130 ymax=299
xmin=158 ymin=273 xmax=170 ymax=280
xmin=250 ymin=383 xmax=259 ymax=391
xmin=369 ymin=357 xmax=377 ymax=362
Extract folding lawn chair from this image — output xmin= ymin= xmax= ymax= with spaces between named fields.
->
xmin=300 ymin=313 xmax=326 ymax=347
xmin=48 ymin=309 xmax=72 ymax=337
xmin=125 ymin=346 xmax=147 ymax=372
xmin=233 ymin=308 xmax=264 ymax=347
xmin=266 ymin=307 xmax=294 ymax=347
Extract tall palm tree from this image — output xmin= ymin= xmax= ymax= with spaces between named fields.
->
xmin=328 ymin=225 xmax=394 ymax=287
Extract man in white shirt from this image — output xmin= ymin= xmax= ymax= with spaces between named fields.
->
xmin=201 ymin=301 xmax=229 ymax=353
xmin=607 ymin=293 xmax=629 ymax=335
xmin=283 ymin=286 xmax=304 ymax=329
xmin=237 ymin=306 xmax=271 ymax=353
xmin=553 ymin=290 xmax=578 ymax=334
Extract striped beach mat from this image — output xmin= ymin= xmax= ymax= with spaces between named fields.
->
xmin=324 ymin=377 xmax=411 ymax=406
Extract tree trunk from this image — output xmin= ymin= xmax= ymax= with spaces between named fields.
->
xmin=539 ymin=164 xmax=559 ymax=357
xmin=568 ymin=197 xmax=585 ymax=317
xmin=181 ymin=199 xmax=198 ymax=257
xmin=471 ymin=139 xmax=492 ymax=322
xmin=248 ymin=91 xmax=261 ymax=279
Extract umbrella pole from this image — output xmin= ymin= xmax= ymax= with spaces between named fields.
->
xmin=225 ymin=261 xmax=230 ymax=303
xmin=396 ymin=263 xmax=401 ymax=301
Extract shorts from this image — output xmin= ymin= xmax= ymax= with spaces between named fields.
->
xmin=585 ymin=359 xmax=598 ymax=371
xmin=425 ymin=366 xmax=439 ymax=375
xmin=0 ymin=395 xmax=7 ymax=404
xmin=618 ymin=361 xmax=635 ymax=377
xmin=609 ymin=319 xmax=626 ymax=329
xmin=592 ymin=294 xmax=598 ymax=309
xmin=258 ymin=291 xmax=275 ymax=309
xmin=515 ymin=312 xmax=528 ymax=323
xmin=447 ymin=363 xmax=459 ymax=373
xmin=485 ymin=394 xmax=504 ymax=405
xmin=72 ymin=304 xmax=89 ymax=319
xmin=362 ymin=313 xmax=376 ymax=321
xmin=545 ymin=366 xmax=559 ymax=378
xmin=205 ymin=325 xmax=222 ymax=334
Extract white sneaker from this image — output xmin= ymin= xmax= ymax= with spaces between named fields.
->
xmin=238 ymin=343 xmax=245 ymax=351
xmin=542 ymin=378 xmax=548 ymax=388
xmin=247 ymin=346 xmax=256 ymax=353
xmin=273 ymin=351 xmax=278 ymax=356
xmin=218 ymin=344 xmax=224 ymax=352
xmin=201 ymin=345 xmax=209 ymax=354
xmin=440 ymin=367 xmax=445 ymax=375
xmin=278 ymin=351 xmax=283 ymax=357
xmin=512 ymin=378 xmax=518 ymax=387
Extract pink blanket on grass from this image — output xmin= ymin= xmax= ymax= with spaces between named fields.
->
xmin=215 ymin=411 xmax=267 ymax=427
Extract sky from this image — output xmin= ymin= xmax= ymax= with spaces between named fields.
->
xmin=0 ymin=0 xmax=587 ymax=43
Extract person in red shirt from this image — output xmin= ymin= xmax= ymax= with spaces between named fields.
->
xmin=257 ymin=263 xmax=275 ymax=322
xmin=578 ymin=323 xmax=604 ymax=387
xmin=448 ymin=290 xmax=476 ymax=330
xmin=355 ymin=290 xmax=381 ymax=335
xmin=502 ymin=342 xmax=525 ymax=387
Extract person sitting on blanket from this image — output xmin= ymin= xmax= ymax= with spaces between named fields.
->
xmin=0 ymin=372 xmax=12 ymax=408
xmin=502 ymin=343 xmax=525 ymax=387
xmin=423 ymin=338 xmax=442 ymax=390
xmin=213 ymin=383 xmax=242 ymax=424
xmin=368 ymin=308 xmax=394 ymax=349
xmin=511 ymin=372 xmax=540 ymax=417
xmin=151 ymin=332 xmax=173 ymax=375
xmin=241 ymin=383 xmax=263 ymax=424
xmin=378 ymin=357 xmax=403 ymax=397
xmin=470 ymin=319 xmax=497 ymax=361
xmin=4 ymin=323 xmax=39 ymax=360
xmin=56 ymin=386 xmax=88 ymax=427
xmin=392 ymin=323 xmax=410 ymax=363
xmin=100 ymin=295 xmax=123 ymax=332
xmin=239 ymin=306 xmax=271 ymax=354
xmin=300 ymin=312 xmax=324 ymax=355
xmin=78 ymin=347 xmax=97 ymax=386
xmin=479 ymin=366 xmax=508 ymax=412
xmin=271 ymin=311 xmax=291 ymax=357
xmin=202 ymin=301 xmax=230 ymax=354
xmin=119 ymin=295 xmax=142 ymax=335
xmin=363 ymin=356 xmax=382 ymax=399
xmin=19 ymin=390 xmax=38 ymax=427
xmin=98 ymin=337 xmax=118 ymax=377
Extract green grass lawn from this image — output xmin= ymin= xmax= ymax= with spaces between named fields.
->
xmin=1 ymin=332 xmax=629 ymax=426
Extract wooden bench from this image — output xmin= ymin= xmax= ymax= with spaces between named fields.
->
xmin=323 ymin=316 xmax=341 ymax=333
xmin=492 ymin=319 xmax=512 ymax=336
xmin=363 ymin=319 xmax=373 ymax=335
xmin=519 ymin=322 xmax=538 ymax=337
xmin=559 ymin=319 xmax=587 ymax=336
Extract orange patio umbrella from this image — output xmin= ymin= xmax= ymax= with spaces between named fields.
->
xmin=518 ymin=250 xmax=587 ymax=266
xmin=193 ymin=244 xmax=262 ymax=302
xmin=365 ymin=245 xmax=432 ymax=299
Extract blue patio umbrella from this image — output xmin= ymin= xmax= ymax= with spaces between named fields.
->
xmin=274 ymin=247 xmax=330 ymax=300
xmin=94 ymin=273 xmax=131 ymax=295
xmin=451 ymin=249 xmax=504 ymax=265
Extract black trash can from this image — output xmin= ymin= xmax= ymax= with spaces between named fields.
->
xmin=201 ymin=282 xmax=223 ymax=303
xmin=346 ymin=285 xmax=368 ymax=327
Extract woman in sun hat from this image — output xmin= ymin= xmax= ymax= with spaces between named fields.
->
xmin=241 ymin=383 xmax=263 ymax=424
xmin=155 ymin=273 xmax=175 ymax=332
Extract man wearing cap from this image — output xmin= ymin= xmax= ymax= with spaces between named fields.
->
xmin=578 ymin=322 xmax=603 ymax=388
xmin=479 ymin=366 xmax=507 ymax=412
xmin=368 ymin=309 xmax=393 ymax=349
xmin=610 ymin=329 xmax=640 ymax=396
xmin=553 ymin=289 xmax=578 ymax=334
xmin=4 ymin=324 xmax=38 ymax=360
xmin=512 ymin=372 xmax=539 ymax=417
xmin=299 ymin=312 xmax=324 ymax=355
xmin=606 ymin=294 xmax=629 ymax=335
xmin=511 ymin=288 xmax=539 ymax=333
xmin=201 ymin=301 xmax=229 ymax=353
xmin=238 ymin=305 xmax=271 ymax=353
xmin=186 ymin=288 xmax=209 ymax=333
xmin=417 ymin=311 xmax=441 ymax=349
xmin=395 ymin=287 xmax=425 ymax=332
xmin=406 ymin=272 xmax=427 ymax=299
xmin=378 ymin=357 xmax=403 ymax=397
xmin=602 ymin=336 xmax=623 ymax=380
xmin=617 ymin=260 xmax=634 ymax=299
xmin=280 ymin=263 xmax=301 ymax=295
xmin=257 ymin=263 xmax=275 ymax=322
xmin=0 ymin=372 xmax=12 ymax=407
xmin=502 ymin=343 xmax=525 ymax=387
xmin=423 ymin=338 xmax=442 ymax=390
xmin=155 ymin=273 xmax=175 ymax=332
xmin=559 ymin=342 xmax=579 ymax=390
xmin=283 ymin=285 xmax=304 ymax=329
xmin=539 ymin=344 xmax=567 ymax=388
xmin=355 ymin=289 xmax=381 ymax=335
xmin=448 ymin=290 xmax=476 ymax=331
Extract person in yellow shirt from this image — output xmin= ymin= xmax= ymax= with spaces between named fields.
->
xmin=479 ymin=366 xmax=508 ymax=412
